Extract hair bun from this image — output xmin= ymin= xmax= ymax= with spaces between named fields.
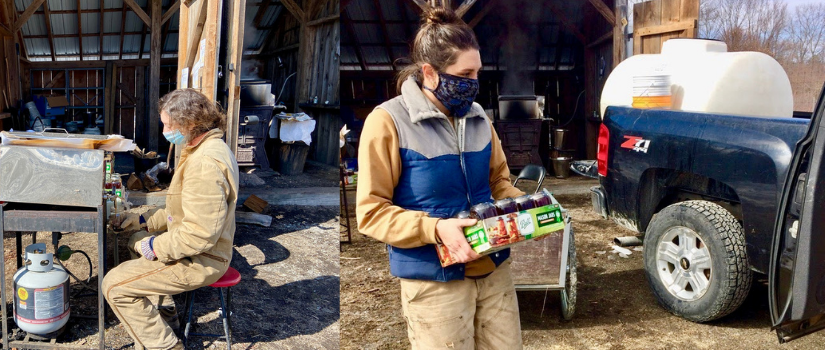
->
xmin=423 ymin=7 xmax=460 ymax=25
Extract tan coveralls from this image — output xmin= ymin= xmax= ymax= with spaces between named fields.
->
xmin=102 ymin=129 xmax=239 ymax=350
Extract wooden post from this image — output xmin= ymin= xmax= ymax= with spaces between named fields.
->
xmin=292 ymin=1 xmax=311 ymax=111
xmin=149 ymin=0 xmax=162 ymax=151
xmin=99 ymin=0 xmax=104 ymax=59
xmin=104 ymin=61 xmax=117 ymax=135
xmin=135 ymin=66 xmax=146 ymax=145
xmin=201 ymin=0 xmax=221 ymax=101
xmin=176 ymin=1 xmax=190 ymax=88
xmin=76 ymin=0 xmax=83 ymax=60
xmin=223 ymin=0 xmax=246 ymax=154
xmin=613 ymin=0 xmax=626 ymax=68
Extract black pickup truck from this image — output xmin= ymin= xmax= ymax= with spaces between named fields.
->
xmin=591 ymin=88 xmax=825 ymax=342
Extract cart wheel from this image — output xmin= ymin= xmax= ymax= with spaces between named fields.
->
xmin=560 ymin=226 xmax=576 ymax=320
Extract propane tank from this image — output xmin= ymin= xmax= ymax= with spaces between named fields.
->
xmin=13 ymin=243 xmax=70 ymax=335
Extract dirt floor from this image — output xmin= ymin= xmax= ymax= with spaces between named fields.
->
xmin=340 ymin=175 xmax=825 ymax=350
xmin=1 ymin=160 xmax=340 ymax=349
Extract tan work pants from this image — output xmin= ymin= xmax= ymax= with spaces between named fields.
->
xmin=400 ymin=260 xmax=522 ymax=350
xmin=102 ymin=231 xmax=221 ymax=350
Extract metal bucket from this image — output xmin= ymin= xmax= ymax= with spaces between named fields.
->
xmin=552 ymin=128 xmax=569 ymax=150
xmin=552 ymin=157 xmax=573 ymax=178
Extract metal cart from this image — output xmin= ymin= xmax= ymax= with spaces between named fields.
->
xmin=0 ymin=206 xmax=106 ymax=349
xmin=0 ymin=145 xmax=109 ymax=349
xmin=510 ymin=194 xmax=577 ymax=320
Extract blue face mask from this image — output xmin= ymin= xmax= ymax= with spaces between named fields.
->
xmin=423 ymin=72 xmax=479 ymax=118
xmin=163 ymin=130 xmax=186 ymax=145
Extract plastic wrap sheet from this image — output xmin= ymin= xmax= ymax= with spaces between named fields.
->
xmin=0 ymin=131 xmax=137 ymax=152
xmin=0 ymin=146 xmax=104 ymax=208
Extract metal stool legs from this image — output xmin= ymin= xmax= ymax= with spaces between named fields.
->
xmin=219 ymin=288 xmax=232 ymax=349
xmin=182 ymin=287 xmax=233 ymax=350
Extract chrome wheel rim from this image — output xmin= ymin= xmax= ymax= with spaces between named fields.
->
xmin=655 ymin=226 xmax=713 ymax=301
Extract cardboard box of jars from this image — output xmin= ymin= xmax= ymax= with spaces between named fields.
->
xmin=436 ymin=189 xmax=566 ymax=267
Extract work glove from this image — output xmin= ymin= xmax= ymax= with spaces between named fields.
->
xmin=120 ymin=213 xmax=145 ymax=232
xmin=133 ymin=236 xmax=157 ymax=261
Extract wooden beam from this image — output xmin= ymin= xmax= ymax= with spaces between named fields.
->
xmin=18 ymin=8 xmax=150 ymax=15
xmin=410 ymin=0 xmax=429 ymax=11
xmin=184 ymin=0 xmax=210 ymax=69
xmin=138 ymin=23 xmax=148 ymax=59
xmin=372 ymin=0 xmax=395 ymax=69
xmin=588 ymin=0 xmax=615 ymax=26
xmin=116 ymin=82 xmax=138 ymax=105
xmin=24 ymin=31 xmax=178 ymax=39
xmin=307 ymin=13 xmax=338 ymax=27
xmin=13 ymin=0 xmax=45 ymax=32
xmin=280 ymin=0 xmax=305 ymax=22
xmin=104 ymin=62 xmax=116 ymax=135
xmin=99 ymin=0 xmax=104 ymax=59
xmin=613 ymin=0 xmax=627 ymax=68
xmin=253 ymin=0 xmax=271 ymax=28
xmin=134 ymin=66 xmax=146 ymax=144
xmin=199 ymin=0 xmax=221 ymax=100
xmin=341 ymin=9 xmax=366 ymax=71
xmin=162 ymin=0 xmax=180 ymax=24
xmin=255 ymin=43 xmax=299 ymax=57
xmin=27 ymin=58 xmax=177 ymax=69
xmin=224 ymin=0 xmax=247 ymax=155
xmin=160 ymin=11 xmax=173 ymax=59
xmin=554 ymin=24 xmax=564 ymax=71
xmin=176 ymin=0 xmax=190 ymax=88
xmin=468 ymin=0 xmax=495 ymax=28
xmin=124 ymin=0 xmax=151 ymax=27
xmin=634 ymin=20 xmax=695 ymax=37
xmin=149 ymin=0 xmax=161 ymax=152
xmin=77 ymin=0 xmax=83 ymax=60
xmin=42 ymin=0 xmax=55 ymax=61
xmin=586 ymin=30 xmax=613 ymax=49
xmin=10 ymin=3 xmax=29 ymax=61
xmin=43 ymin=71 xmax=65 ymax=89
xmin=119 ymin=5 xmax=127 ymax=60
xmin=1 ymin=0 xmax=13 ymax=27
xmin=547 ymin=3 xmax=586 ymax=45
xmin=455 ymin=0 xmax=476 ymax=17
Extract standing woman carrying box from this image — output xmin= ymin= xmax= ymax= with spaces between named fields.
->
xmin=356 ymin=7 xmax=525 ymax=350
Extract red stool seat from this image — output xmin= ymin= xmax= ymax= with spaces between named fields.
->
xmin=184 ymin=266 xmax=241 ymax=349
xmin=209 ymin=267 xmax=241 ymax=288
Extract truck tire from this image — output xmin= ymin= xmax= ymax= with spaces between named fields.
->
xmin=643 ymin=200 xmax=752 ymax=322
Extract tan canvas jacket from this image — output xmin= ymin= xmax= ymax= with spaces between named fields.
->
xmin=143 ymin=128 xmax=240 ymax=271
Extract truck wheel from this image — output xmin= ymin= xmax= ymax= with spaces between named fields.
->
xmin=643 ymin=200 xmax=752 ymax=322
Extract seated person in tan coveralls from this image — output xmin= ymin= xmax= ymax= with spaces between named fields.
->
xmin=356 ymin=8 xmax=525 ymax=350
xmin=103 ymin=89 xmax=240 ymax=350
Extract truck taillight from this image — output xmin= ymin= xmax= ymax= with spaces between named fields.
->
xmin=597 ymin=123 xmax=609 ymax=177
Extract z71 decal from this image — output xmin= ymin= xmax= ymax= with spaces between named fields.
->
xmin=620 ymin=136 xmax=651 ymax=153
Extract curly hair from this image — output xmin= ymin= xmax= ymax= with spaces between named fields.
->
xmin=395 ymin=7 xmax=479 ymax=93
xmin=158 ymin=89 xmax=226 ymax=140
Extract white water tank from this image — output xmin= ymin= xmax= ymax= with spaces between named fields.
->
xmin=600 ymin=39 xmax=793 ymax=119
